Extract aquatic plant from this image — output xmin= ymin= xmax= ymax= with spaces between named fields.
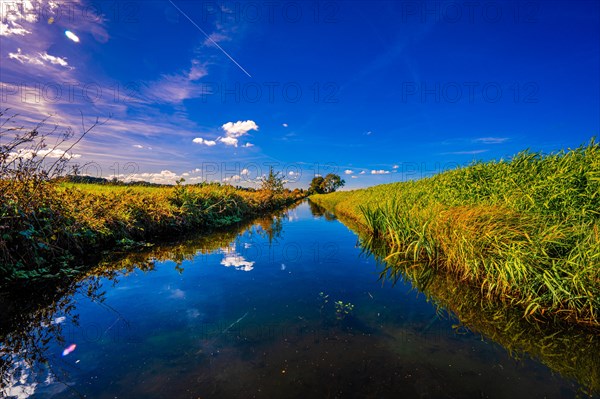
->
xmin=334 ymin=301 xmax=355 ymax=320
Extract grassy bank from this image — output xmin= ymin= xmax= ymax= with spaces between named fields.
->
xmin=0 ymin=180 xmax=303 ymax=284
xmin=311 ymin=140 xmax=600 ymax=327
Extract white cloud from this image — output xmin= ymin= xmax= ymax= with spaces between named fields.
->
xmin=193 ymin=137 xmax=217 ymax=146
xmin=282 ymin=123 xmax=288 ymax=127
xmin=222 ymin=120 xmax=259 ymax=137
xmin=204 ymin=32 xmax=230 ymax=46
xmin=216 ymin=120 xmax=259 ymax=148
xmin=8 ymin=49 xmax=70 ymax=68
xmin=241 ymin=168 xmax=250 ymax=176
xmin=143 ymin=61 xmax=208 ymax=104
xmin=351 ymin=176 xmax=358 ymax=179
xmin=474 ymin=137 xmax=509 ymax=144
xmin=223 ymin=175 xmax=241 ymax=183
xmin=393 ymin=164 xmax=399 ymax=169
xmin=188 ymin=61 xmax=207 ymax=81
xmin=219 ymin=136 xmax=238 ymax=147
xmin=8 ymin=148 xmax=81 ymax=161
xmin=371 ymin=169 xmax=390 ymax=175
xmin=133 ymin=144 xmax=144 ymax=149
xmin=0 ymin=0 xmax=42 ymax=37
xmin=446 ymin=149 xmax=488 ymax=155
xmin=0 ymin=21 xmax=30 ymax=36
xmin=359 ymin=171 xmax=366 ymax=175
xmin=344 ymin=169 xmax=353 ymax=175
xmin=118 ymin=170 xmax=180 ymax=184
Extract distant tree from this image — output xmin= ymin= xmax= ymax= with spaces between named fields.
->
xmin=323 ymin=173 xmax=345 ymax=193
xmin=260 ymin=167 xmax=285 ymax=193
xmin=309 ymin=176 xmax=325 ymax=194
xmin=309 ymin=174 xmax=344 ymax=194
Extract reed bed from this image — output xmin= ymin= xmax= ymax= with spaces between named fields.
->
xmin=311 ymin=140 xmax=600 ymax=327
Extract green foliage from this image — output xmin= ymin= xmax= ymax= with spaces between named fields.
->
xmin=309 ymin=176 xmax=325 ymax=194
xmin=0 ymin=181 xmax=303 ymax=285
xmin=311 ymin=139 xmax=600 ymax=327
xmin=260 ymin=167 xmax=285 ymax=193
xmin=309 ymin=173 xmax=345 ymax=194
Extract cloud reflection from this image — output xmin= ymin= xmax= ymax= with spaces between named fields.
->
xmin=220 ymin=244 xmax=254 ymax=272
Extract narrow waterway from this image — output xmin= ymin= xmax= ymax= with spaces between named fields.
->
xmin=1 ymin=201 xmax=596 ymax=398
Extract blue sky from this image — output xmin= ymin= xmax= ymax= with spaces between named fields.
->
xmin=1 ymin=0 xmax=599 ymax=188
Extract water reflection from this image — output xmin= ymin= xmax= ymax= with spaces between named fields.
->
xmin=0 ymin=206 xmax=292 ymax=398
xmin=220 ymin=244 xmax=255 ymax=272
xmin=0 ymin=274 xmax=108 ymax=398
xmin=308 ymin=201 xmax=337 ymax=221
xmin=1 ymin=201 xmax=598 ymax=397
xmin=358 ymin=227 xmax=600 ymax=396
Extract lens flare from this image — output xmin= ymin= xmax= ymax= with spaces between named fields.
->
xmin=65 ymin=30 xmax=80 ymax=43
xmin=62 ymin=344 xmax=77 ymax=356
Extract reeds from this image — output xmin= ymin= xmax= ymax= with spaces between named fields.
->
xmin=311 ymin=140 xmax=600 ymax=327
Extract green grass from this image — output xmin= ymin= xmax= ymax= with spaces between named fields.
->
xmin=0 ymin=180 xmax=304 ymax=284
xmin=311 ymin=140 xmax=600 ymax=327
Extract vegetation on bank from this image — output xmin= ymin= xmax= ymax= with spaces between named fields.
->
xmin=0 ymin=111 xmax=309 ymax=284
xmin=0 ymin=180 xmax=304 ymax=284
xmin=308 ymin=173 xmax=345 ymax=194
xmin=311 ymin=140 xmax=600 ymax=327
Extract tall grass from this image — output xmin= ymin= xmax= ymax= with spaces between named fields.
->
xmin=311 ymin=140 xmax=600 ymax=327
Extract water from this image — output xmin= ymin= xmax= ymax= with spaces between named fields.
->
xmin=0 ymin=201 xmax=597 ymax=398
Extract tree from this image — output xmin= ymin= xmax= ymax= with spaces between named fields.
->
xmin=323 ymin=173 xmax=345 ymax=193
xmin=260 ymin=167 xmax=285 ymax=193
xmin=309 ymin=176 xmax=325 ymax=194
xmin=308 ymin=173 xmax=345 ymax=194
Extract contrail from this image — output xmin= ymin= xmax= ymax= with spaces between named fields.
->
xmin=168 ymin=0 xmax=252 ymax=78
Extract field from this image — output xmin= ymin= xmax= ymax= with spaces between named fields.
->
xmin=0 ymin=180 xmax=303 ymax=284
xmin=311 ymin=140 xmax=600 ymax=327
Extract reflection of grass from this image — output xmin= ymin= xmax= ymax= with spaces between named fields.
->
xmin=316 ymin=200 xmax=600 ymax=396
xmin=1 ymin=180 xmax=303 ymax=284
xmin=311 ymin=141 xmax=600 ymax=328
